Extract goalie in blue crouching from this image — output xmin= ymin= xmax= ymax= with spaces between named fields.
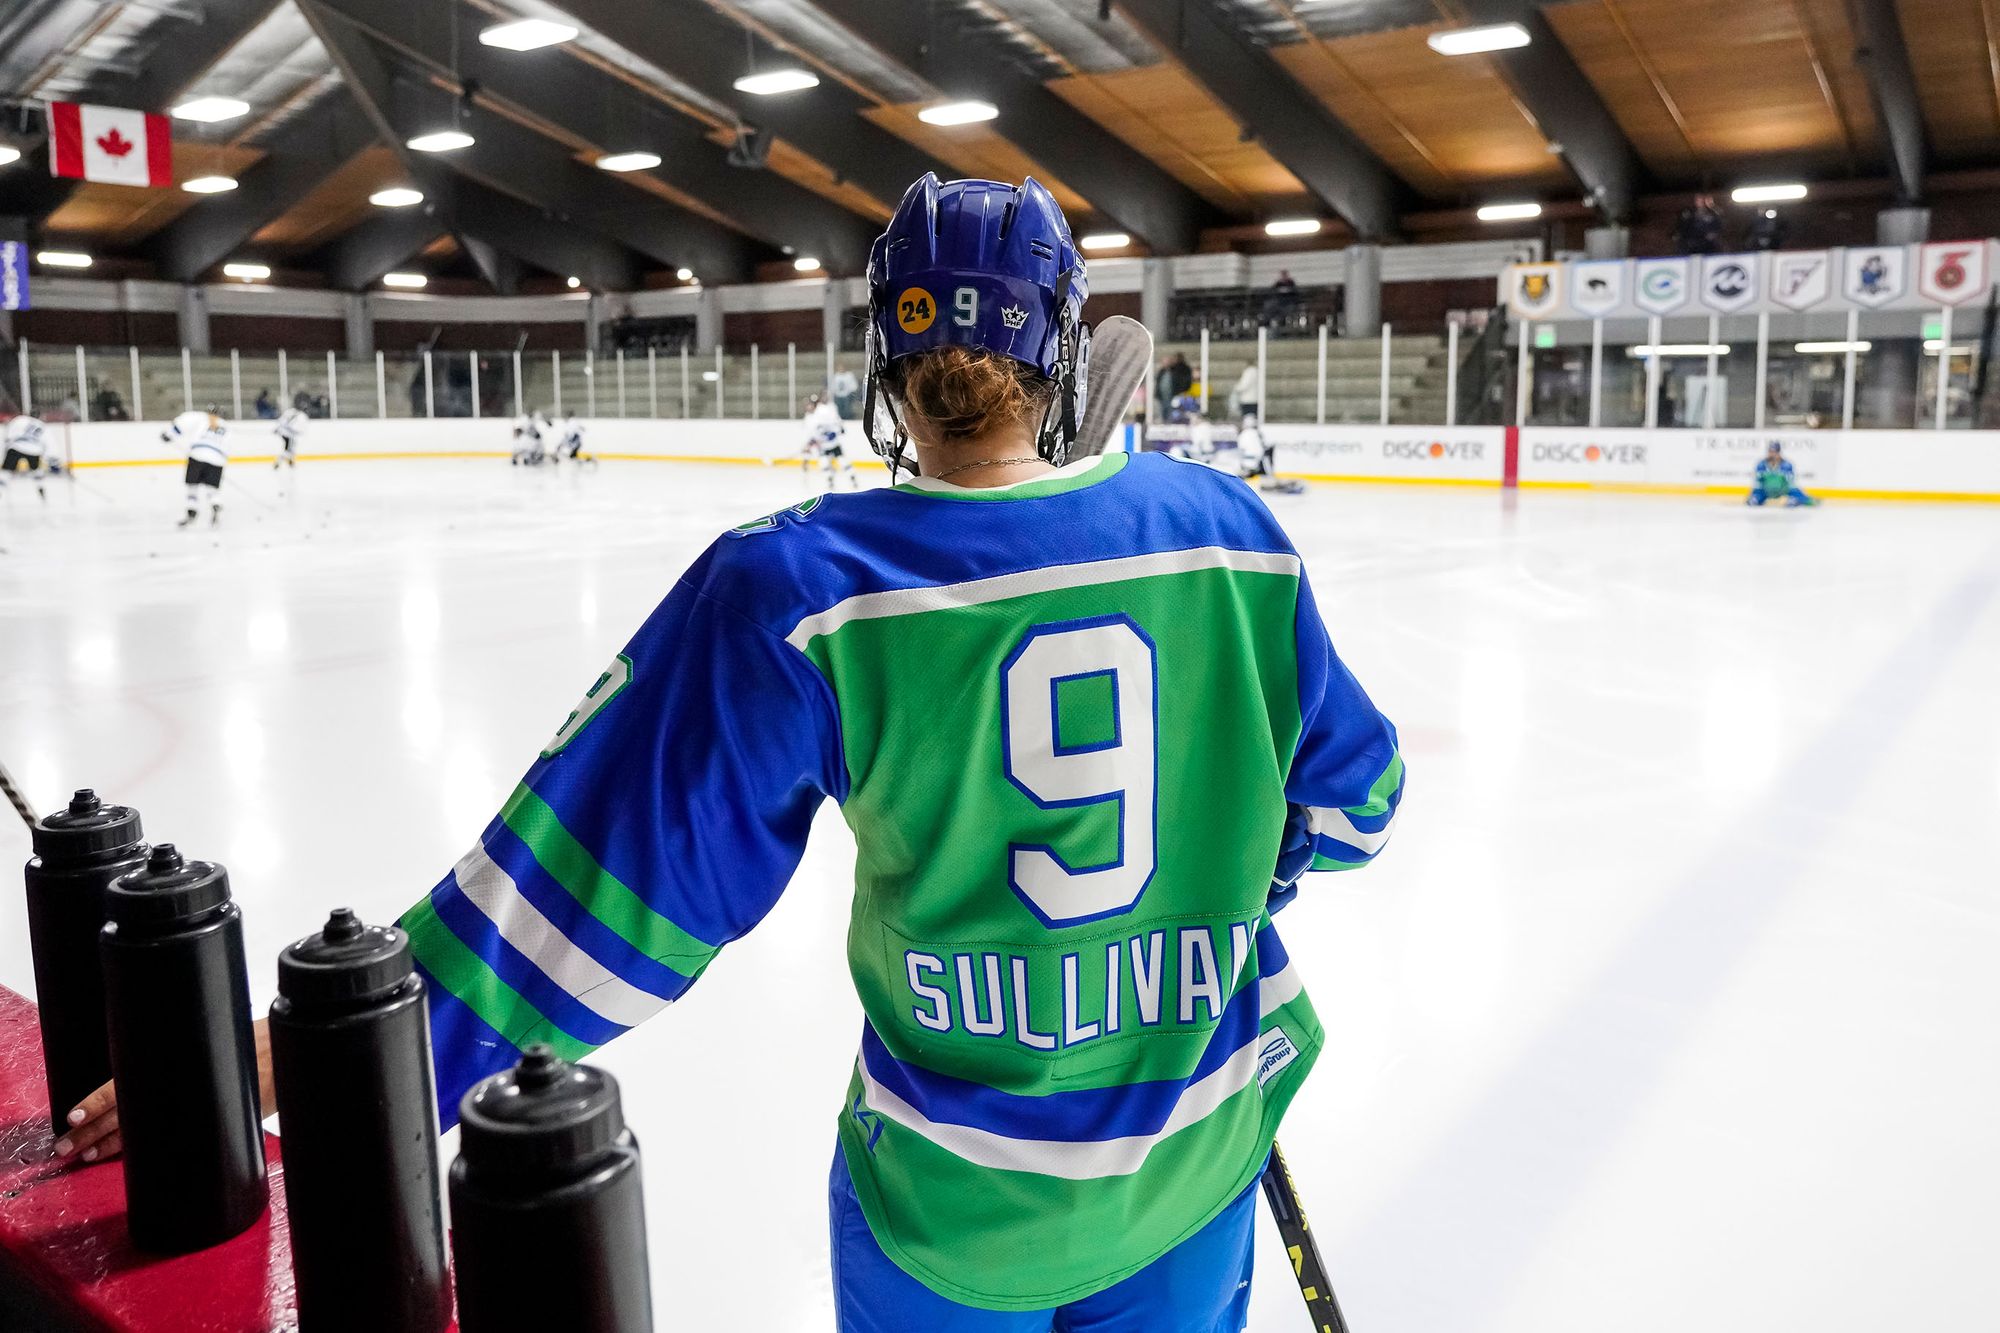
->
xmin=1747 ymin=442 xmax=1817 ymax=507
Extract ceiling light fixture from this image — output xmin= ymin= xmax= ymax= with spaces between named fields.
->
xmin=918 ymin=100 xmax=999 ymax=126
xmin=223 ymin=262 xmax=271 ymax=281
xmin=171 ymin=96 xmax=251 ymax=124
xmin=596 ymin=151 xmax=662 ymax=173
xmin=1476 ymin=201 xmax=1542 ymax=222
xmin=1427 ymin=22 xmax=1531 ymax=55
xmin=478 ymin=18 xmax=577 ymax=51
xmin=407 ymin=129 xmax=474 ymax=154
xmin=675 ymin=267 xmax=694 ymax=281
xmin=0 ymin=146 xmax=20 ymax=167
xmin=369 ymin=187 xmax=425 ymax=208
xmin=733 ymin=69 xmax=820 ymax=96
xmin=381 ymin=272 xmax=428 ymax=289
xmin=1264 ymin=218 xmax=1322 ymax=237
xmin=1080 ymin=232 xmax=1131 ymax=251
xmin=1626 ymin=344 xmax=1731 ymax=357
xmin=1795 ymin=340 xmax=1871 ymax=354
xmin=182 ymin=175 xmax=239 ymax=194
xmin=566 ymin=276 xmax=582 ymax=289
xmin=793 ymin=256 xmax=822 ymax=272
xmin=1731 ymin=183 xmax=1808 ymax=204
xmin=36 ymin=251 xmax=92 ymax=269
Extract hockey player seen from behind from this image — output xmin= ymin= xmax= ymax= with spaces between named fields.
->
xmin=553 ymin=413 xmax=592 ymax=465
xmin=58 ymin=176 xmax=1406 ymax=1332
xmin=1748 ymin=441 xmax=1817 ymax=507
xmin=165 ymin=408 xmax=227 ymax=527
xmin=801 ymin=391 xmax=860 ymax=489
xmin=3 ymin=413 xmax=51 ymax=503
xmin=273 ymin=405 xmax=306 ymax=470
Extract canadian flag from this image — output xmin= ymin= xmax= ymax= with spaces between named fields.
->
xmin=47 ymin=101 xmax=173 ymax=188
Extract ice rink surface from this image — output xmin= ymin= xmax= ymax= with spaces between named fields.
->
xmin=2 ymin=452 xmax=1996 ymax=1332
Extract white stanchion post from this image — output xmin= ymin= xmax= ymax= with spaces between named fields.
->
xmin=230 ymin=348 xmax=242 ymax=420
xmin=1378 ymin=322 xmax=1391 ymax=426
xmin=423 ymin=351 xmax=434 ymax=419
xmin=1841 ymin=309 xmax=1858 ymax=430
xmin=1643 ymin=317 xmax=1662 ymax=429
xmin=1705 ymin=315 xmax=1720 ymax=428
xmin=714 ymin=345 xmax=724 ymax=419
xmin=1515 ymin=322 xmax=1531 ymax=428
xmin=586 ymin=350 xmax=595 ymax=418
xmin=1199 ymin=326 xmax=1210 ymax=415
xmin=128 ymin=345 xmax=142 ymax=420
xmin=552 ymin=351 xmax=563 ymax=416
xmin=751 ymin=344 xmax=760 ymax=420
xmin=680 ymin=346 xmax=690 ymax=418
xmin=75 ymin=345 xmax=88 ymax=423
xmin=1256 ymin=324 xmax=1267 ymax=423
xmin=1752 ymin=312 xmax=1769 ymax=431
xmin=17 ymin=341 xmax=29 ymax=415
xmin=1316 ymin=322 xmax=1327 ymax=424
xmin=470 ymin=352 xmax=480 ymax=420
xmin=181 ymin=347 xmax=193 ymax=413
xmin=1588 ymin=319 xmax=1603 ymax=428
xmin=616 ymin=350 xmax=625 ymax=418
xmin=511 ymin=350 xmax=522 ymax=419
xmin=648 ymin=347 xmax=658 ymax=418
xmin=376 ymin=350 xmax=386 ymax=419
xmin=278 ymin=348 xmax=288 ymax=406
xmin=787 ymin=343 xmax=797 ymax=414
xmin=327 ymin=350 xmax=339 ymax=421
xmin=1936 ymin=304 xmax=1952 ymax=428
xmin=1446 ymin=319 xmax=1460 ymax=428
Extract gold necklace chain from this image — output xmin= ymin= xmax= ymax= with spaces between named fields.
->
xmin=932 ymin=456 xmax=1048 ymax=482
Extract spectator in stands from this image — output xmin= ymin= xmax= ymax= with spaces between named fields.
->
xmin=1673 ymin=194 xmax=1724 ymax=256
xmin=1748 ymin=209 xmax=1789 ymax=252
xmin=832 ymin=368 xmax=861 ymax=419
xmin=254 ymin=388 xmax=277 ymax=419
xmin=1164 ymin=353 xmax=1192 ymax=410
xmin=1263 ymin=270 xmax=1301 ymax=328
xmin=1230 ymin=362 xmax=1261 ymax=421
xmin=1153 ymin=355 xmax=1176 ymax=419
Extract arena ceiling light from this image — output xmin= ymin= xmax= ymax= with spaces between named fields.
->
xmin=793 ymin=256 xmax=822 ymax=271
xmin=478 ymin=18 xmax=576 ymax=51
xmin=407 ymin=129 xmax=475 ymax=154
xmin=733 ymin=69 xmax=820 ymax=95
xmin=566 ymin=276 xmax=582 ymax=289
xmin=1626 ymin=344 xmax=1729 ymax=357
xmin=223 ymin=262 xmax=271 ymax=281
xmin=1731 ymin=183 xmax=1808 ymax=204
xmin=36 ymin=251 xmax=92 ymax=268
xmin=171 ymin=96 xmax=250 ymax=124
xmin=1427 ymin=22 xmax=1531 ymax=55
xmin=1080 ymin=232 xmax=1131 ymax=251
xmin=0 ymin=146 xmax=24 ymax=167
xmin=182 ymin=175 xmax=238 ymax=194
xmin=596 ymin=151 xmax=661 ymax=173
xmin=1795 ymin=340 xmax=1871 ymax=354
xmin=1476 ymin=202 xmax=1541 ymax=222
xmin=675 ymin=267 xmax=694 ymax=281
xmin=381 ymin=272 xmax=428 ymax=289
xmin=1264 ymin=218 xmax=1322 ymax=237
xmin=918 ymin=100 xmax=999 ymax=126
xmin=370 ymin=187 xmax=424 ymax=208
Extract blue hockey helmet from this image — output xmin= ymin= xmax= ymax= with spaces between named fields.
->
xmin=864 ymin=174 xmax=1090 ymax=469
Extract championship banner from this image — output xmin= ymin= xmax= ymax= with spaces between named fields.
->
xmin=1769 ymin=251 xmax=1831 ymax=311
xmin=1570 ymin=259 xmax=1626 ymax=317
xmin=1633 ymin=257 xmax=1691 ymax=315
xmin=0 ymin=241 xmax=28 ymax=312
xmin=47 ymin=100 xmax=172 ymax=188
xmin=1843 ymin=246 xmax=1907 ymax=308
xmin=1698 ymin=253 xmax=1759 ymax=313
xmin=1916 ymin=240 xmax=1992 ymax=307
xmin=1506 ymin=263 xmax=1563 ymax=319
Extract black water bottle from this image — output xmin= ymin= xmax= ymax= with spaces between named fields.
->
xmin=101 ymin=844 xmax=267 ymax=1254
xmin=450 ymin=1047 xmax=652 ymax=1333
xmin=24 ymin=789 xmax=148 ymax=1134
xmin=270 ymin=908 xmax=450 ymax=1333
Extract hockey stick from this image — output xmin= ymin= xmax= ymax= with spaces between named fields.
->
xmin=1261 ymin=1140 xmax=1351 ymax=1333
xmin=1074 ymin=315 xmax=1153 ymax=458
xmin=0 ymin=757 xmax=38 ymax=832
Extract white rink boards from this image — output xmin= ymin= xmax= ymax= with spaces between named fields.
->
xmin=2 ymin=452 xmax=1996 ymax=1331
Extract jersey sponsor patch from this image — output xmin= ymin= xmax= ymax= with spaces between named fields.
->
xmin=1256 ymin=1026 xmax=1299 ymax=1090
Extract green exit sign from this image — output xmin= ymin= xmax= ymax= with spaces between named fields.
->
xmin=1533 ymin=326 xmax=1557 ymax=348
xmin=1922 ymin=316 xmax=1944 ymax=340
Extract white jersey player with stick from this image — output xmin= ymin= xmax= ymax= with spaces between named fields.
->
xmin=2 ymin=414 xmax=51 ymax=503
xmin=273 ymin=406 xmax=307 ymax=469
xmin=164 ymin=408 xmax=228 ymax=526
xmin=800 ymin=393 xmax=858 ymax=490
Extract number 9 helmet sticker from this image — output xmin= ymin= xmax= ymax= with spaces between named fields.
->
xmin=897 ymin=287 xmax=937 ymax=334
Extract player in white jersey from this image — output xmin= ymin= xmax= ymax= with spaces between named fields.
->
xmin=1236 ymin=412 xmax=1304 ymax=496
xmin=272 ymin=406 xmax=307 ymax=469
xmin=510 ymin=411 xmax=547 ymax=466
xmin=800 ymin=393 xmax=858 ymax=490
xmin=2 ymin=414 xmax=51 ymax=503
xmin=552 ymin=413 xmax=593 ymax=465
xmin=164 ymin=408 xmax=228 ymax=526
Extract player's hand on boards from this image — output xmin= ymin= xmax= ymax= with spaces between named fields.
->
xmin=53 ymin=1016 xmax=276 ymax=1164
